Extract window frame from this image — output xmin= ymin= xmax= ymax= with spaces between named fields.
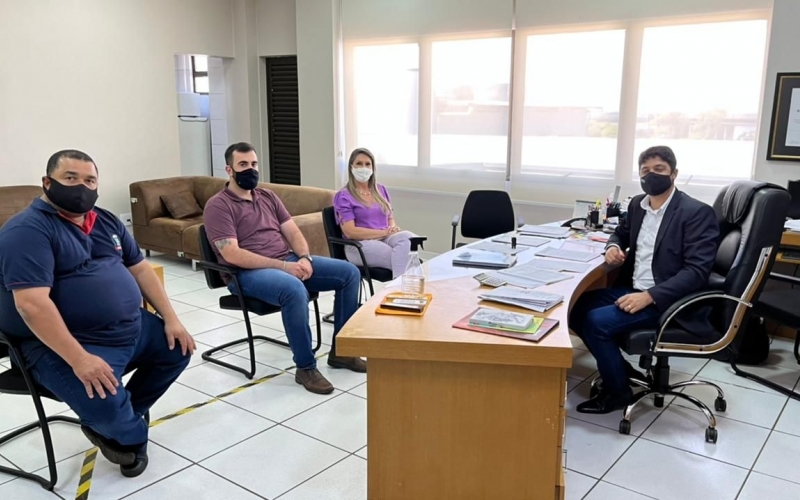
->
xmin=191 ymin=55 xmax=209 ymax=95
xmin=342 ymin=10 xmax=771 ymax=200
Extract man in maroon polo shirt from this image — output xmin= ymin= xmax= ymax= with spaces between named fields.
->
xmin=204 ymin=142 xmax=365 ymax=394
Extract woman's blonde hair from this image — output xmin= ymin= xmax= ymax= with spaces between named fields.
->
xmin=346 ymin=148 xmax=391 ymax=214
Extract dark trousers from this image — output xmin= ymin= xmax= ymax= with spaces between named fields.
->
xmin=569 ymin=288 xmax=660 ymax=397
xmin=29 ymin=310 xmax=190 ymax=446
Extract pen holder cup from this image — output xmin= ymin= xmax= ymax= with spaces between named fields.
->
xmin=587 ymin=210 xmax=601 ymax=228
xmin=606 ymin=206 xmax=621 ymax=218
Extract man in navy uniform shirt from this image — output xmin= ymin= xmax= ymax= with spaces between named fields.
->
xmin=0 ymin=150 xmax=195 ymax=477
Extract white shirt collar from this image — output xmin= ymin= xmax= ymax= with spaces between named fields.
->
xmin=640 ymin=186 xmax=677 ymax=215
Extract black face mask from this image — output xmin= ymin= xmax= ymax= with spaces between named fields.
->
xmin=233 ymin=168 xmax=259 ymax=190
xmin=640 ymin=172 xmax=673 ymax=196
xmin=44 ymin=177 xmax=99 ymax=214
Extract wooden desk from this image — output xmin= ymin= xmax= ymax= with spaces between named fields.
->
xmin=778 ymin=231 xmax=800 ymax=263
xmin=144 ymin=263 xmax=165 ymax=313
xmin=338 ymin=250 xmax=607 ymax=500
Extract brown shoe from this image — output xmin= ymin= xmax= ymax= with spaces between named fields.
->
xmin=327 ymin=355 xmax=367 ymax=373
xmin=295 ymin=368 xmax=334 ymax=394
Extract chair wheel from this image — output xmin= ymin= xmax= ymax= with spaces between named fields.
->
xmin=619 ymin=420 xmax=631 ymax=435
xmin=653 ymin=395 xmax=664 ymax=408
xmin=705 ymin=427 xmax=718 ymax=444
xmin=714 ymin=397 xmax=727 ymax=412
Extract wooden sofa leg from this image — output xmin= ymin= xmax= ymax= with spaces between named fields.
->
xmin=192 ymin=260 xmax=198 ymax=272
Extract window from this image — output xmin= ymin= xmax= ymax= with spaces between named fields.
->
xmin=634 ymin=20 xmax=768 ymax=182
xmin=352 ymin=44 xmax=419 ymax=167
xmin=430 ymin=37 xmax=511 ymax=170
xmin=521 ymin=30 xmax=626 ymax=176
xmin=192 ymin=55 xmax=209 ymax=94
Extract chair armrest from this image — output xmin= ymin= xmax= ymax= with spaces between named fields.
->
xmin=327 ymin=236 xmax=363 ymax=249
xmin=517 ymin=216 xmax=525 ymax=228
xmin=655 ymin=290 xmax=751 ymax=346
xmin=196 ymin=260 xmax=238 ymax=275
xmin=768 ymin=272 xmax=800 ymax=286
xmin=451 ymin=215 xmax=460 ymax=249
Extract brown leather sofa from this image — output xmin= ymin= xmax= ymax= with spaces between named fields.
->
xmin=129 ymin=176 xmax=334 ymax=261
xmin=0 ymin=186 xmax=42 ymax=227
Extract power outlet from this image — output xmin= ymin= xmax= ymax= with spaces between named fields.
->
xmin=119 ymin=212 xmax=133 ymax=226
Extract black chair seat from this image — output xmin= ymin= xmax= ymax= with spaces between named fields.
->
xmin=623 ymin=328 xmax=723 ymax=356
xmin=755 ymin=289 xmax=800 ymax=330
xmin=219 ymin=291 xmax=320 ymax=316
xmin=358 ymin=266 xmax=392 ymax=283
xmin=0 ymin=366 xmax=63 ymax=401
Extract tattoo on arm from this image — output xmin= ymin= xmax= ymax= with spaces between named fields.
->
xmin=214 ymin=239 xmax=232 ymax=251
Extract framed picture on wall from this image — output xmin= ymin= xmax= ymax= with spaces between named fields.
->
xmin=767 ymin=72 xmax=800 ymax=161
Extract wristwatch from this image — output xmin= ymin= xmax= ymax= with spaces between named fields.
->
xmin=299 ymin=254 xmax=314 ymax=263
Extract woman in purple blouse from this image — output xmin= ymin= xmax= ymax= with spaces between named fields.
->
xmin=333 ymin=148 xmax=416 ymax=278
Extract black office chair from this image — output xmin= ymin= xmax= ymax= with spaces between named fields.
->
xmin=451 ymin=190 xmax=524 ymax=249
xmin=0 ymin=333 xmax=81 ymax=490
xmin=196 ymin=225 xmax=323 ymax=379
xmin=598 ymin=181 xmax=789 ymax=443
xmin=786 ymin=179 xmax=800 ymax=219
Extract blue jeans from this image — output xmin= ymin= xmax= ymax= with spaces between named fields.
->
xmin=29 ymin=310 xmax=191 ymax=446
xmin=569 ymin=288 xmax=660 ymax=397
xmin=231 ymin=254 xmax=361 ymax=370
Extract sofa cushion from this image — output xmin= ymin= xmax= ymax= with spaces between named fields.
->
xmin=146 ymin=216 xmax=203 ymax=253
xmin=161 ymin=191 xmax=202 ymax=219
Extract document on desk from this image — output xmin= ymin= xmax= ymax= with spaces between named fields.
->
xmin=496 ymin=262 xmax=573 ymax=285
xmin=491 ymin=234 xmax=550 ymax=247
xmin=785 ymin=219 xmax=800 ymax=232
xmin=518 ymin=224 xmax=571 ymax=238
xmin=471 ymin=241 xmax=530 ymax=255
xmin=479 ymin=286 xmax=564 ymax=313
xmin=526 ymin=258 xmax=590 ymax=273
xmin=535 ymin=245 xmax=600 ymax=263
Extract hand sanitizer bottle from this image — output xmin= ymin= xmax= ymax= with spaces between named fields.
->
xmin=401 ymin=237 xmax=427 ymax=296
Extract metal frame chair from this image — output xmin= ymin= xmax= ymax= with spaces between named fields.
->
xmin=0 ymin=332 xmax=81 ymax=490
xmin=196 ymin=225 xmax=322 ymax=379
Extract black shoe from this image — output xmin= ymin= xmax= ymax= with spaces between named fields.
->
xmin=81 ymin=426 xmax=136 ymax=466
xmin=120 ymin=442 xmax=148 ymax=478
xmin=576 ymin=391 xmax=633 ymax=415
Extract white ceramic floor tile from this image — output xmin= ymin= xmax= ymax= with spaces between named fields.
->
xmin=0 ymin=394 xmax=70 ymax=434
xmin=563 ymin=418 xmax=635 ymax=479
xmin=147 ymin=382 xmax=211 ymax=421
xmin=569 ymin=334 xmax=588 ymax=351
xmin=127 ymin=464 xmax=261 ymax=499
xmin=763 ymin=337 xmax=800 ymax=371
xmin=643 ymin=405 xmax=770 ymax=469
xmin=194 ymin=321 xmax=284 ymax=352
xmin=284 ymin=393 xmax=367 ymax=453
xmin=175 ymin=309 xmax=240 ymax=336
xmin=226 ymin=340 xmax=300 ymax=371
xmin=0 ymin=360 xmax=9 ymax=369
xmin=674 ymin=378 xmax=787 ymax=429
xmin=161 ymin=263 xmax=199 ymax=277
xmin=164 ymin=277 xmax=208 ymax=297
xmin=168 ymin=298 xmax=199 ymax=316
xmin=605 ymin=439 xmax=748 ymax=500
xmin=349 ymin=382 xmax=367 ymax=399
xmin=170 ymin=287 xmax=230 ymax=308
xmin=738 ymin=471 xmax=800 ymax=500
xmin=355 ymin=446 xmax=367 ymax=459
xmin=202 ymin=303 xmax=253 ymax=320
xmin=149 ymin=400 xmax=274 ymax=462
xmin=775 ymin=398 xmax=800 ymax=437
xmin=0 ymin=420 xmax=90 ymax=472
xmin=177 ymin=354 xmax=281 ymax=397
xmin=311 ymin=294 xmax=336 ymax=314
xmin=585 ymin=481 xmax=654 ymax=499
xmin=0 ymin=478 xmax=62 ymax=499
xmin=566 ymin=372 xmax=692 ymax=436
xmin=753 ymin=431 xmax=800 ymax=484
xmin=279 ymin=455 xmax=366 ymax=500
xmin=697 ymin=360 xmax=800 ymax=396
xmin=49 ymin=442 xmax=191 ymax=499
xmin=202 ymin=425 xmax=348 ymax=499
xmin=564 ymin=469 xmax=597 ymax=500
xmin=184 ymin=272 xmax=210 ymax=283
xmin=185 ymin=341 xmax=214 ymax=369
xmin=223 ymin=373 xmax=340 ymax=422
xmin=301 ymin=356 xmax=367 ymax=392
xmin=568 ymin=349 xmax=598 ymax=382
xmin=0 ymin=456 xmax=17 ymax=486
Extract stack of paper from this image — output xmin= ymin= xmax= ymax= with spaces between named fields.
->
xmin=785 ymin=219 xmax=800 ymax=233
xmin=452 ymin=250 xmax=517 ymax=269
xmin=496 ymin=263 xmax=572 ymax=286
xmin=491 ymin=234 xmax=550 ymax=247
xmin=471 ymin=241 xmax=529 ymax=255
xmin=527 ymin=258 xmax=590 ymax=273
xmin=518 ymin=225 xmax=571 ymax=238
xmin=479 ymin=286 xmax=564 ymax=313
xmin=535 ymin=246 xmax=600 ymax=263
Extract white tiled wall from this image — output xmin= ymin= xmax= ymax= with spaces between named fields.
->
xmin=174 ymin=54 xmax=193 ymax=94
xmin=208 ymin=57 xmax=229 ymax=179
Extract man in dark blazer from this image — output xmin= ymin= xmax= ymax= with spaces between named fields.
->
xmin=570 ymin=146 xmax=719 ymax=414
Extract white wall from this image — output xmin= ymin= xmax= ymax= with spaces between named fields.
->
xmin=754 ymin=0 xmax=800 ymax=187
xmin=0 ymin=0 xmax=235 ymax=216
xmin=257 ymin=0 xmax=297 ymax=56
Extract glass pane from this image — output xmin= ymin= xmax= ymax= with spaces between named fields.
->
xmin=521 ymin=30 xmax=625 ymax=175
xmin=635 ymin=20 xmax=768 ymax=181
xmin=194 ymin=76 xmax=209 ymax=94
xmin=431 ymin=37 xmax=511 ymax=170
xmin=193 ymin=55 xmax=208 ymax=73
xmin=353 ymin=44 xmax=419 ymax=167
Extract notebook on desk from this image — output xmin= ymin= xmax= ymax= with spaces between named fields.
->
xmin=454 ymin=308 xmax=559 ymax=343
xmin=452 ymin=250 xmax=517 ymax=269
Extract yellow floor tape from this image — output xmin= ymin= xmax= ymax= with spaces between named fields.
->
xmin=73 ymin=351 xmax=329 ymax=499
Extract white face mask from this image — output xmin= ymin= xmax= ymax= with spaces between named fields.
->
xmin=351 ymin=167 xmax=373 ymax=183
